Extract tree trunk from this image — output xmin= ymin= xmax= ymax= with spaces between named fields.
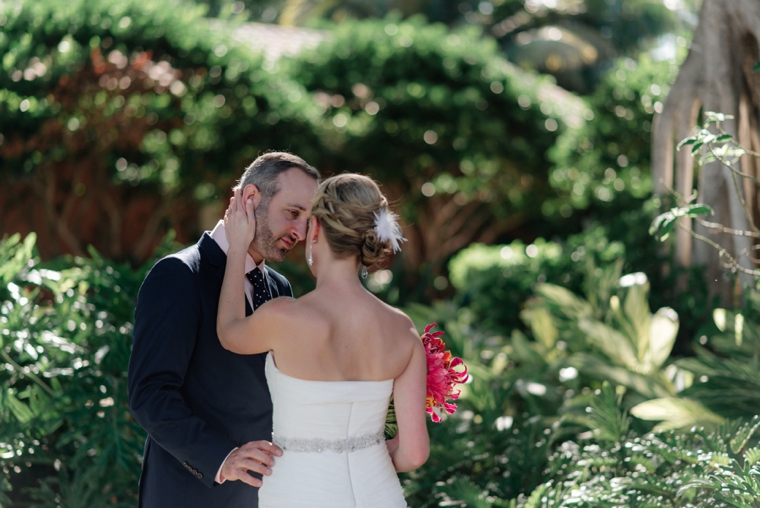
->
xmin=652 ymin=0 xmax=760 ymax=303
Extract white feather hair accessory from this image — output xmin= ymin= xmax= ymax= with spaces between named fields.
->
xmin=373 ymin=208 xmax=406 ymax=253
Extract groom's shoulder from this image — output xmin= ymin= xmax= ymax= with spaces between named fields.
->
xmin=152 ymin=244 xmax=202 ymax=274
xmin=143 ymin=235 xmax=210 ymax=283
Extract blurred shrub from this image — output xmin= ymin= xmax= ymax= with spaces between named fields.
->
xmin=546 ymin=54 xmax=678 ymax=225
xmin=0 ymin=0 xmax=320 ymax=260
xmin=633 ymin=295 xmax=760 ymax=430
xmin=0 ymin=232 xmax=183 ymax=506
xmin=286 ymin=15 xmax=585 ymax=289
xmin=401 ymin=302 xmax=565 ymax=506
xmin=1 ymin=0 xmax=591 ymax=286
xmin=407 ymin=374 xmax=760 ymax=507
xmin=518 ymin=392 xmax=760 ymax=507
xmin=449 ymin=220 xmax=631 ymax=336
xmin=449 ymin=197 xmax=710 ymax=347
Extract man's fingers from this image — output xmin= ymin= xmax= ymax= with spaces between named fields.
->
xmin=246 ymin=198 xmax=255 ymax=224
xmin=231 ymin=469 xmax=262 ymax=488
xmin=228 ymin=451 xmax=272 ymax=470
xmin=237 ymin=448 xmax=275 ymax=467
xmin=236 ymin=458 xmax=273 ymax=476
xmin=242 ymin=440 xmax=283 ymax=457
xmin=234 ymin=188 xmax=242 ymax=213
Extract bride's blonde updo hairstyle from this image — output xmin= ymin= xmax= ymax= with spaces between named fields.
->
xmin=311 ymin=174 xmax=398 ymax=271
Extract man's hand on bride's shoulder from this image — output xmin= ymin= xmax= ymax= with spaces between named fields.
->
xmin=224 ymin=188 xmax=256 ymax=252
xmin=220 ymin=440 xmax=283 ymax=488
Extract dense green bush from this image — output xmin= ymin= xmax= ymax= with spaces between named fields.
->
xmin=547 ymin=55 xmax=678 ymax=220
xmin=0 ymin=232 xmax=181 ymax=506
xmin=448 ymin=225 xmax=626 ymax=335
xmin=1 ymin=0 xmax=586 ymax=283
xmin=448 ymin=199 xmax=710 ymax=349
xmin=630 ymin=295 xmax=760 ymax=430
xmin=406 ymin=376 xmax=760 ymax=508
xmin=254 ymin=16 xmax=582 ymax=288
xmin=0 ymin=0 xmax=319 ymax=180
xmin=519 ymin=388 xmax=760 ymax=508
xmin=0 ymin=0 xmax=321 ymax=259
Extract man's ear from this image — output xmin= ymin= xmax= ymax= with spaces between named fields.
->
xmin=241 ymin=184 xmax=261 ymax=212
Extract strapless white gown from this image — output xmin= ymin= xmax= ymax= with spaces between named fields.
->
xmin=258 ymin=352 xmax=407 ymax=508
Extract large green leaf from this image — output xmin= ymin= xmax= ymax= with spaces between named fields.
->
xmin=649 ymin=211 xmax=676 ymax=240
xmin=631 ymin=397 xmax=724 ymax=432
xmin=3 ymin=391 xmax=34 ymax=424
xmin=526 ymin=306 xmax=558 ymax=351
xmin=533 ymin=284 xmax=593 ymax=320
xmin=0 ymin=233 xmax=35 ymax=285
xmin=569 ymin=353 xmax=672 ymax=399
xmin=646 ymin=307 xmax=679 ymax=370
xmin=578 ymin=319 xmax=639 ymax=371
xmin=684 ymin=204 xmax=714 ymax=217
xmin=621 ymin=281 xmax=652 ymax=365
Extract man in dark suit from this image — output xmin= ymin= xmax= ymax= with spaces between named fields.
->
xmin=128 ymin=152 xmax=320 ymax=507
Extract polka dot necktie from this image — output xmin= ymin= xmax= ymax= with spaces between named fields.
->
xmin=245 ymin=267 xmax=271 ymax=311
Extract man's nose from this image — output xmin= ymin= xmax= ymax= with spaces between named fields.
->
xmin=291 ymin=220 xmax=307 ymax=242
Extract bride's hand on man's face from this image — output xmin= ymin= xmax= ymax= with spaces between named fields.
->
xmin=224 ymin=188 xmax=256 ymax=252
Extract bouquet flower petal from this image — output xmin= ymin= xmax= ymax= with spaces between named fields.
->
xmin=385 ymin=323 xmax=469 ymax=438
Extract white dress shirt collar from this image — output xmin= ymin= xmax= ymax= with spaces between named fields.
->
xmin=210 ymin=220 xmax=266 ymax=274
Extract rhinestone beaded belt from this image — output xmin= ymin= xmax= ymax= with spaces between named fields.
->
xmin=273 ymin=429 xmax=385 ymax=453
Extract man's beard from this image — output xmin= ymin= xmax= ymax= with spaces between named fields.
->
xmin=252 ymin=197 xmax=293 ymax=262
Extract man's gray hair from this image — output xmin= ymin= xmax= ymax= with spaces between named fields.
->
xmin=236 ymin=152 xmax=320 ymax=198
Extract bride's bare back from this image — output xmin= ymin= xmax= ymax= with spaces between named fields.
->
xmin=258 ymin=284 xmax=418 ymax=382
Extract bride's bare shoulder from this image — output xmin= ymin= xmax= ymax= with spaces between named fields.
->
xmin=255 ymin=296 xmax=298 ymax=323
xmin=377 ymin=303 xmax=419 ymax=343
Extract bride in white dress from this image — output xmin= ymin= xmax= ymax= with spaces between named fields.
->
xmin=217 ymin=174 xmax=430 ymax=507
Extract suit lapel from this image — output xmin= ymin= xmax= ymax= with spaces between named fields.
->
xmin=263 ymin=266 xmax=280 ymax=299
xmin=200 ymin=233 xmax=254 ymax=317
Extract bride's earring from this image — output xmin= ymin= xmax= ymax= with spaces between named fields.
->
xmin=359 ymin=265 xmax=368 ymax=279
xmin=308 ymin=243 xmax=314 ymax=266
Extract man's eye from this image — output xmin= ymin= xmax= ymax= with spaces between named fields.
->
xmin=290 ymin=210 xmax=299 ymax=218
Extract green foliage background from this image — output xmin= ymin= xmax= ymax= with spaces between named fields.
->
xmin=5 ymin=0 xmax=758 ymax=507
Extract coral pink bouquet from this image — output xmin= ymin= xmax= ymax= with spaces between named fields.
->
xmin=421 ymin=322 xmax=469 ymax=422
xmin=385 ymin=323 xmax=469 ymax=438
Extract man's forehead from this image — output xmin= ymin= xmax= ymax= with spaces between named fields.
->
xmin=277 ymin=168 xmax=317 ymax=189
xmin=273 ymin=169 xmax=317 ymax=207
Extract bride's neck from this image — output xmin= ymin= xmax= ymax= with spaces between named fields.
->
xmin=314 ymin=257 xmax=363 ymax=290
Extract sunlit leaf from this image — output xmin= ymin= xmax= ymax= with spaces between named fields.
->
xmin=677 ymin=137 xmax=697 ymax=150
xmin=631 ymin=397 xmax=724 ymax=431
xmin=704 ymin=111 xmax=734 ymax=122
xmin=569 ymin=353 xmax=672 ymax=399
xmin=684 ymin=204 xmax=714 ymax=217
xmin=729 ymin=416 xmax=760 ymax=454
xmin=579 ymin=319 xmax=638 ymax=370
xmin=714 ymin=308 xmax=727 ymax=331
xmin=4 ymin=392 xmax=34 ymax=424
xmin=648 ymin=307 xmax=679 ymax=370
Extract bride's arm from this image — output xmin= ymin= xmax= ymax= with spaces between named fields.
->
xmin=216 ymin=190 xmax=278 ymax=355
xmin=389 ymin=334 xmax=429 ymax=472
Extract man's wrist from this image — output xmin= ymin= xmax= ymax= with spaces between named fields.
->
xmin=215 ymin=447 xmax=238 ymax=484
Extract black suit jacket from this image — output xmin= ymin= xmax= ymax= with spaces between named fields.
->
xmin=128 ymin=232 xmax=292 ymax=508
